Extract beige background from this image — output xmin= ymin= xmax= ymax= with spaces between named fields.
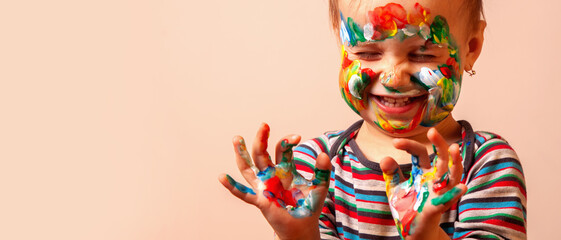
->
xmin=0 ymin=0 xmax=559 ymax=239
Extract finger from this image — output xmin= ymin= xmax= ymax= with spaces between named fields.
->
xmin=218 ymin=173 xmax=258 ymax=205
xmin=427 ymin=128 xmax=450 ymax=178
xmin=251 ymin=123 xmax=274 ymax=171
xmin=288 ymin=153 xmax=332 ymax=218
xmin=380 ymin=156 xmax=406 ymax=188
xmin=313 ymin=152 xmax=332 ymax=186
xmin=233 ymin=136 xmax=259 ymax=185
xmin=430 ymin=184 xmax=467 ymax=212
xmin=392 ymin=138 xmax=431 ymax=169
xmin=448 ymin=143 xmax=463 ymax=186
xmin=274 ymin=134 xmax=301 ymax=165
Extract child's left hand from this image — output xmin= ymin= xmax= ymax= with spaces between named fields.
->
xmin=381 ymin=128 xmax=468 ymax=240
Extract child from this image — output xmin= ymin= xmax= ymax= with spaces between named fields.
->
xmin=219 ymin=0 xmax=527 ymax=239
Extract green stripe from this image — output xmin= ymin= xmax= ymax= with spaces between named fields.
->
xmin=469 ymin=234 xmax=500 ymax=239
xmin=357 ymin=208 xmax=391 ymax=215
xmin=467 ymin=174 xmax=524 ymax=193
xmin=462 ymin=213 xmax=524 ymax=223
xmin=293 ymin=157 xmax=314 ymax=169
xmin=334 ymin=196 xmax=356 ymax=208
xmin=475 ymin=139 xmax=502 ymax=156
xmin=318 ymin=137 xmax=329 ymax=152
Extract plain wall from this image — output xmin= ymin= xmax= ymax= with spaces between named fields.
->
xmin=0 ymin=0 xmax=559 ymax=239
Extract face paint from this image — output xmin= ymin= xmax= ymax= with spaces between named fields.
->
xmin=340 ymin=3 xmax=431 ymax=46
xmin=339 ymin=3 xmax=463 ymax=133
xmin=339 ymin=46 xmax=376 ymax=114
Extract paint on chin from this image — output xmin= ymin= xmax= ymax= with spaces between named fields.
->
xmin=338 ymin=3 xmax=463 ymax=134
xmin=371 ymin=99 xmax=427 ymax=134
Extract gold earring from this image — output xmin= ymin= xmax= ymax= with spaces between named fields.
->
xmin=465 ymin=69 xmax=476 ymax=76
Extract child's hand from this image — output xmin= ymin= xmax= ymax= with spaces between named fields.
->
xmin=218 ymin=123 xmax=331 ymax=240
xmin=381 ymin=128 xmax=467 ymax=240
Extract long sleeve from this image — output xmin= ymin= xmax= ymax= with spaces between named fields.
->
xmin=454 ymin=132 xmax=527 ymax=240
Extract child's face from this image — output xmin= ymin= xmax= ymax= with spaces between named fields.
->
xmin=338 ymin=0 xmax=478 ymax=136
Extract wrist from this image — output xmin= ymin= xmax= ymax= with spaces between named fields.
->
xmin=274 ymin=228 xmax=320 ymax=240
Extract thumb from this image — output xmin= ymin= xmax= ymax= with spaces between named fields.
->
xmin=314 ymin=152 xmax=332 ymax=184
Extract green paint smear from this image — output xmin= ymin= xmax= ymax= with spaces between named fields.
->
xmin=430 ymin=16 xmax=450 ymax=45
xmin=431 ymin=186 xmax=461 ymax=206
xmin=348 ymin=17 xmax=366 ymax=43
xmin=314 ymin=168 xmax=330 ymax=183
xmin=417 ymin=186 xmax=430 ymax=212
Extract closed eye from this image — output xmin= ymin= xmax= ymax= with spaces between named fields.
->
xmin=408 ymin=53 xmax=436 ymax=62
xmin=354 ymin=52 xmax=382 ymax=61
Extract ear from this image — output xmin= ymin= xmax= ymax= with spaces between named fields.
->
xmin=463 ymin=20 xmax=487 ymax=71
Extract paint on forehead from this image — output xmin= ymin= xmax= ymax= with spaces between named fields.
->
xmin=340 ymin=3 xmax=431 ymax=46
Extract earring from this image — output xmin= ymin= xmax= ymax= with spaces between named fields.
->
xmin=465 ymin=69 xmax=476 ymax=76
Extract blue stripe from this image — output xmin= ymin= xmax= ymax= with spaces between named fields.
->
xmin=336 ymin=227 xmax=360 ymax=240
xmin=475 ymin=134 xmax=485 ymax=144
xmin=475 ymin=162 xmax=522 ymax=177
xmin=356 ymin=193 xmax=388 ymax=203
xmin=335 ymin=180 xmax=356 ymax=196
xmin=348 ymin=153 xmax=360 ymax=163
xmin=459 ymin=201 xmax=523 ymax=213
xmin=294 ymin=146 xmax=317 ymax=158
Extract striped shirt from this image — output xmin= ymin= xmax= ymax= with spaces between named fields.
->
xmin=293 ymin=120 xmax=527 ymax=240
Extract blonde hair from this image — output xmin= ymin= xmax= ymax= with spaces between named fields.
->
xmin=328 ymin=0 xmax=484 ymax=33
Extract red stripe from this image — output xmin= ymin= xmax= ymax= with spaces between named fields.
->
xmin=312 ymin=138 xmax=327 ymax=154
xmin=459 ymin=206 xmax=521 ymax=215
xmin=294 ymin=150 xmax=315 ymax=160
xmin=454 ymin=231 xmax=473 ymax=239
xmin=487 ymin=180 xmax=527 ymax=198
xmin=356 ymin=199 xmax=389 ymax=205
xmin=334 ymin=205 xmax=395 ymax=225
xmin=351 ymin=172 xmax=385 ymax=181
xmin=478 ymin=144 xmax=513 ymax=159
xmin=334 ymin=186 xmax=356 ymax=198
xmin=483 ymin=219 xmax=526 ymax=233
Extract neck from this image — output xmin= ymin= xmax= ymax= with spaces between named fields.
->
xmin=355 ymin=116 xmax=462 ymax=164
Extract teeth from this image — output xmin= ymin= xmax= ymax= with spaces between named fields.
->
xmin=380 ymin=96 xmax=412 ymax=107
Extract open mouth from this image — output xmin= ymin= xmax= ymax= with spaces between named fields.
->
xmin=372 ymin=94 xmax=427 ymax=114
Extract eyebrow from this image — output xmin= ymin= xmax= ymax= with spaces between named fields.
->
xmin=352 ymin=41 xmax=380 ymax=48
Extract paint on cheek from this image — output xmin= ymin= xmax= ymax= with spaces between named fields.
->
xmin=339 ymin=4 xmax=464 ymax=132
xmin=339 ymin=46 xmax=376 ymax=114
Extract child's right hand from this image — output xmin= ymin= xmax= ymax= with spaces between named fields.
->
xmin=218 ymin=123 xmax=331 ymax=240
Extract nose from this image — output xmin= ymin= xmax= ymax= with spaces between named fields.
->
xmin=377 ymin=57 xmax=412 ymax=91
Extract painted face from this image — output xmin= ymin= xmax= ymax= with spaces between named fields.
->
xmin=338 ymin=2 xmax=463 ymax=134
